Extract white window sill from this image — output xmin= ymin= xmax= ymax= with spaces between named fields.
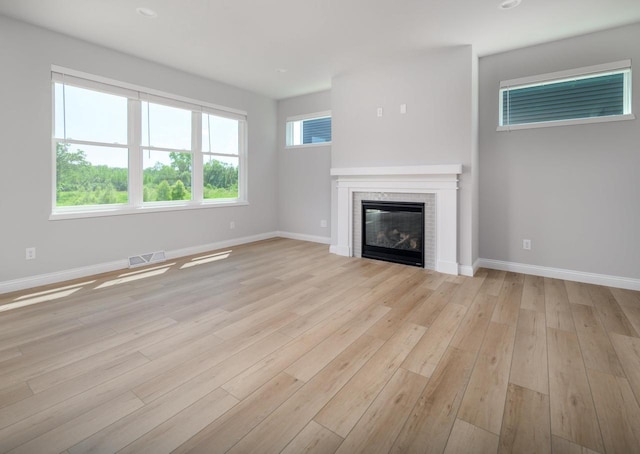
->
xmin=284 ymin=142 xmax=332 ymax=149
xmin=497 ymin=113 xmax=635 ymax=131
xmin=50 ymin=200 xmax=249 ymax=221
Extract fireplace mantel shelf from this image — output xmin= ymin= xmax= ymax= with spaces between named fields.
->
xmin=330 ymin=165 xmax=462 ymax=177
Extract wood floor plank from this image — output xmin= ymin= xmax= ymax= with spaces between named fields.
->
xmin=277 ymin=286 xmax=370 ymax=339
xmin=610 ymin=333 xmax=640 ymax=404
xmin=545 ymin=278 xmax=575 ymax=333
xmin=0 ymin=382 xmax=32 ymax=410
xmin=174 ymin=372 xmax=304 ymax=454
xmin=450 ymin=293 xmax=499 ymax=354
xmin=458 ymin=322 xmax=516 ymax=435
xmin=68 ymin=332 xmax=288 ymax=453
xmin=587 ymin=369 xmax=640 ymax=454
xmin=521 ymin=274 xmax=545 ymax=313
xmin=444 ymin=419 xmax=499 ymax=454
xmin=0 ymin=348 xmax=23 ymax=364
xmin=0 ymin=352 xmax=150 ymax=431
xmin=4 ymin=392 xmax=144 ymax=454
xmin=222 ymin=296 xmax=382 ymax=400
xmin=281 ymin=421 xmax=343 ymax=454
xmin=587 ymin=284 xmax=639 ymax=338
xmin=315 ymin=322 xmax=426 ymax=437
xmin=449 ymin=269 xmax=487 ymax=308
xmin=564 ymin=281 xmax=594 ymax=306
xmin=491 ymin=278 xmax=523 ymax=326
xmin=609 ymin=287 xmax=640 ymax=307
xmin=134 ymin=330 xmax=290 ymax=403
xmin=136 ymin=311 xmax=228 ymax=360
xmin=510 ymin=309 xmax=548 ymax=395
xmin=365 ymin=282 xmax=432 ymax=340
xmin=551 ymin=435 xmax=601 ymax=454
xmin=117 ymin=389 xmax=238 ymax=454
xmin=498 ymin=383 xmax=551 ymax=454
xmin=227 ymin=334 xmax=384 ymax=454
xmin=333 ymin=368 xmax=428 ymax=454
xmin=410 ymin=281 xmax=460 ymax=328
xmin=547 ymin=327 xmax=603 ymax=452
xmin=615 ymin=300 xmax=640 ymax=338
xmin=570 ymin=303 xmax=625 ymax=377
xmin=401 ymin=303 xmax=467 ymax=377
xmin=0 ymin=316 xmax=178 ymax=390
xmin=390 ymin=347 xmax=476 ymax=454
xmin=285 ymin=304 xmax=390 ymax=382
xmin=479 ymin=269 xmax=507 ymax=297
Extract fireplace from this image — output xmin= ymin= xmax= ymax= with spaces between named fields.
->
xmin=331 ymin=165 xmax=462 ymax=275
xmin=362 ymin=200 xmax=425 ymax=267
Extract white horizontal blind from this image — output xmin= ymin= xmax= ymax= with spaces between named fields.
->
xmin=499 ymin=60 xmax=632 ymax=128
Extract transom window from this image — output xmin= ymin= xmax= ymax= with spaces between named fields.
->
xmin=52 ymin=67 xmax=247 ymax=218
xmin=285 ymin=111 xmax=332 ymax=147
xmin=498 ymin=60 xmax=634 ymax=130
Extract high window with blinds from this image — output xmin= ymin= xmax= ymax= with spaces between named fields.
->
xmin=498 ymin=60 xmax=633 ymax=130
xmin=286 ymin=111 xmax=332 ymax=147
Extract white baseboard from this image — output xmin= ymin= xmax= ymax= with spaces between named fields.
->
xmin=0 ymin=231 xmax=279 ymax=295
xmin=165 ymin=232 xmax=279 ymax=260
xmin=478 ymin=258 xmax=640 ymax=291
xmin=459 ymin=259 xmax=480 ymax=277
xmin=0 ymin=260 xmax=129 ymax=296
xmin=275 ymin=231 xmax=331 ymax=245
xmin=329 ymin=245 xmax=351 ymax=256
xmin=436 ymin=260 xmax=459 ymax=276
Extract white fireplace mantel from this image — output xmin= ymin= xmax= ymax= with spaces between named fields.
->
xmin=330 ymin=165 xmax=462 ymax=275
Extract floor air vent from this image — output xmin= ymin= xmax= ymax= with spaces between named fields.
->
xmin=128 ymin=251 xmax=166 ymax=268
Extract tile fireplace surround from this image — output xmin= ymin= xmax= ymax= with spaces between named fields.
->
xmin=330 ymin=165 xmax=462 ymax=275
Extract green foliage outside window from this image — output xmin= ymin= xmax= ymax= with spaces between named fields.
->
xmin=56 ymin=143 xmax=239 ymax=206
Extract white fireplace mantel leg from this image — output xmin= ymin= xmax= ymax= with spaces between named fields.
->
xmin=435 ymin=189 xmax=458 ymax=275
xmin=333 ymin=182 xmax=352 ymax=257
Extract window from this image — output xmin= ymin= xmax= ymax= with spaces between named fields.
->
xmin=52 ymin=67 xmax=247 ymax=218
xmin=54 ymin=84 xmax=129 ymax=206
xmin=498 ymin=60 xmax=634 ymax=130
xmin=202 ymin=113 xmax=240 ymax=199
xmin=141 ymin=102 xmax=193 ymax=202
xmin=286 ymin=111 xmax=331 ymax=147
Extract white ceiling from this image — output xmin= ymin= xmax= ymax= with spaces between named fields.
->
xmin=1 ymin=0 xmax=639 ymax=99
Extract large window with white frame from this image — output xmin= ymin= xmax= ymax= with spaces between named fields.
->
xmin=52 ymin=67 xmax=247 ymax=218
xmin=498 ymin=60 xmax=634 ymax=131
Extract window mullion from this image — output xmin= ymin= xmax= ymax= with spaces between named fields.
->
xmin=240 ymin=120 xmax=248 ymax=202
xmin=192 ymin=111 xmax=203 ymax=202
xmin=128 ymin=99 xmax=143 ymax=207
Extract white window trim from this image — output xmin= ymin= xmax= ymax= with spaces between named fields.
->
xmin=285 ymin=110 xmax=332 ymax=148
xmin=497 ymin=60 xmax=635 ymax=131
xmin=51 ymin=66 xmax=248 ymax=220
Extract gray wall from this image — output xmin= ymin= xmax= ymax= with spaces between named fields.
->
xmin=0 ymin=15 xmax=278 ymax=282
xmin=479 ymin=22 xmax=640 ymax=279
xmin=276 ymin=91 xmax=332 ymax=240
xmin=331 ymin=46 xmax=476 ymax=268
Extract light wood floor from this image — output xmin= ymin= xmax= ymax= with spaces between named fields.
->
xmin=1 ymin=238 xmax=640 ymax=454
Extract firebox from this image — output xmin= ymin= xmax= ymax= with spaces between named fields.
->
xmin=361 ymin=200 xmax=425 ymax=267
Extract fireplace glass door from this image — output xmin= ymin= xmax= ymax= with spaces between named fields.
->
xmin=362 ymin=200 xmax=425 ymax=267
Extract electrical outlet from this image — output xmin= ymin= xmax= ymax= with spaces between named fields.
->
xmin=320 ymin=219 xmax=327 ymax=228
xmin=377 ymin=107 xmax=383 ymax=117
xmin=522 ymin=239 xmax=531 ymax=250
xmin=229 ymin=221 xmax=235 ymax=230
xmin=26 ymin=247 xmax=36 ymax=260
xmin=400 ymin=103 xmax=407 ymax=114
